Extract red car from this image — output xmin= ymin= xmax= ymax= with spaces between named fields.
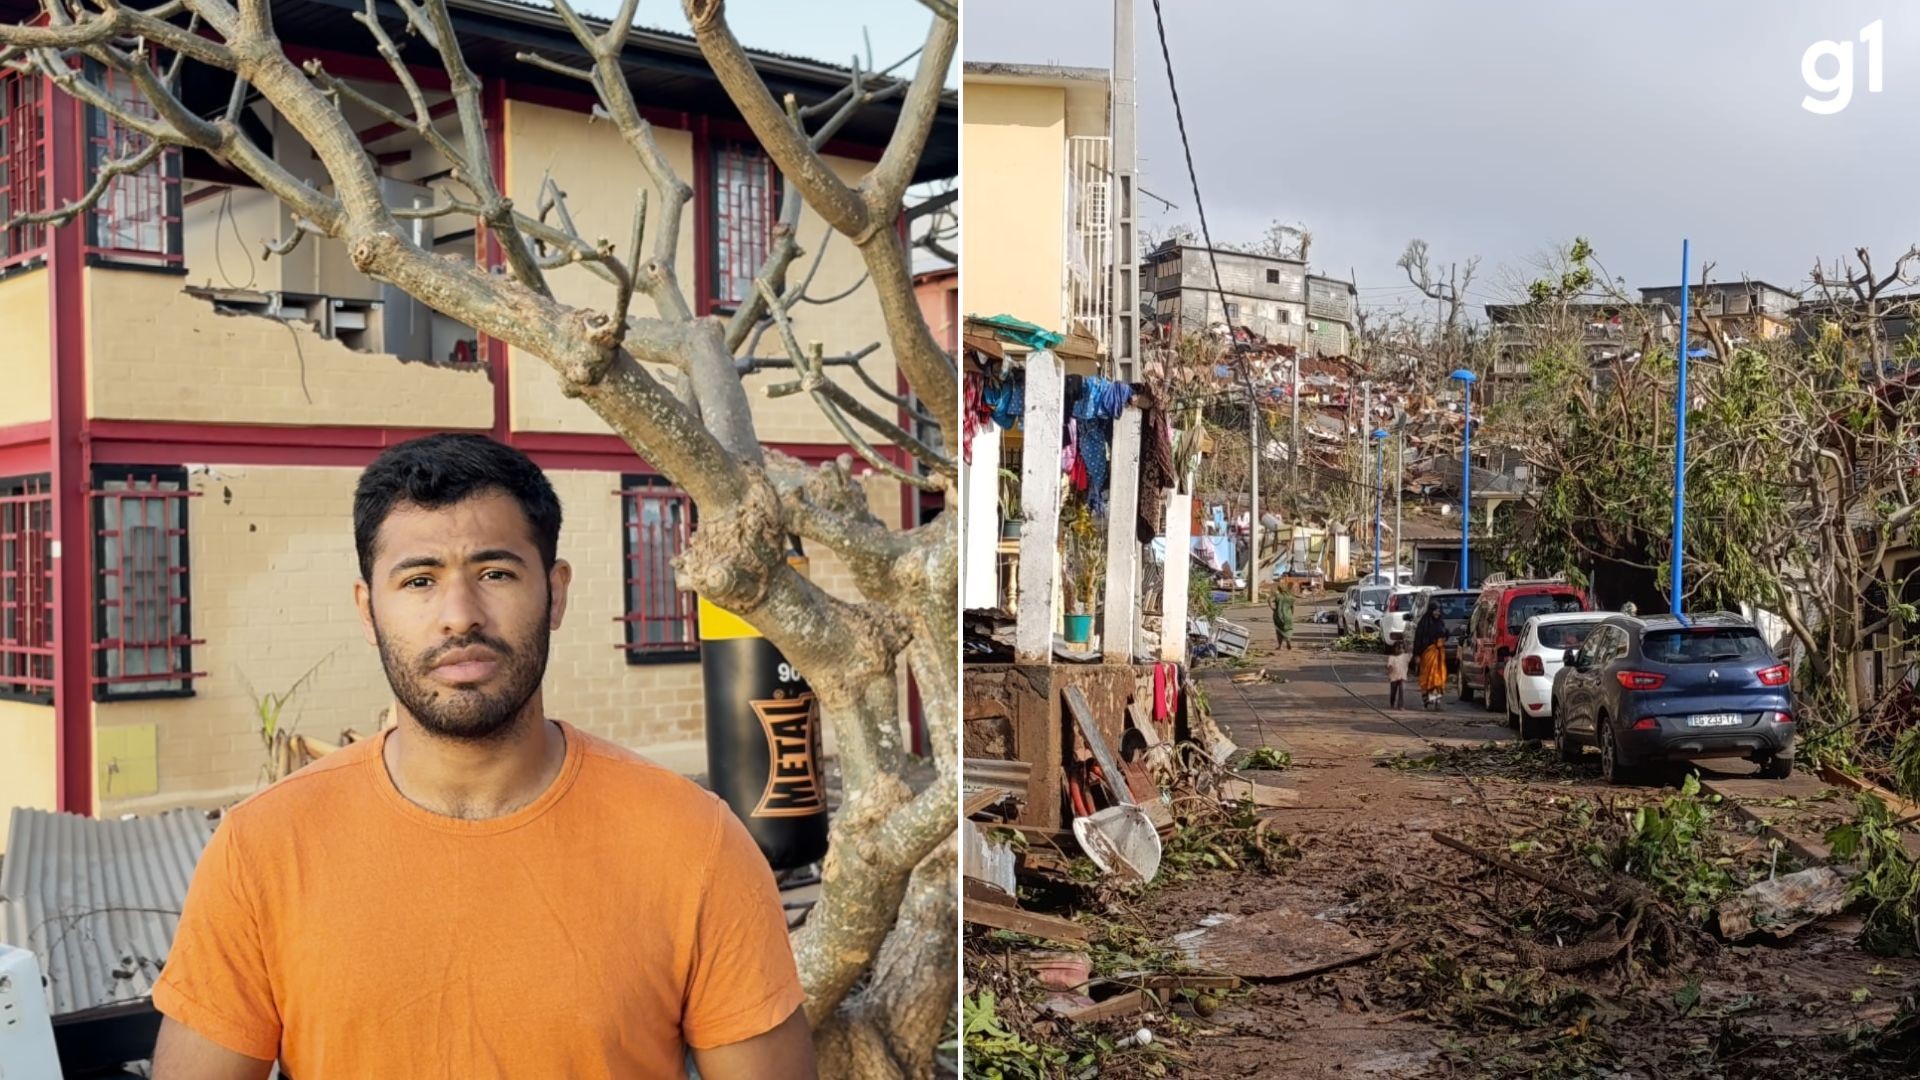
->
xmin=1458 ymin=579 xmax=1591 ymax=714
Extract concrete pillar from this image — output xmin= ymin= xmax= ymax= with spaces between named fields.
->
xmin=1101 ymin=407 xmax=1143 ymax=661
xmin=962 ymin=425 xmax=1002 ymax=610
xmin=1015 ymin=350 xmax=1065 ymax=663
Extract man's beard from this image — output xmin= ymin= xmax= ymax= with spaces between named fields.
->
xmin=373 ymin=614 xmax=551 ymax=744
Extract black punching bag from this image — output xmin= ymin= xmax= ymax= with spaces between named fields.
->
xmin=699 ymin=572 xmax=829 ymax=870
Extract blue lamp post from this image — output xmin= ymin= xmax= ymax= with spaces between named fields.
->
xmin=1450 ymin=369 xmax=1478 ymax=590
xmin=1672 ymin=239 xmax=1692 ymax=619
xmin=1372 ymin=428 xmax=1389 ymax=580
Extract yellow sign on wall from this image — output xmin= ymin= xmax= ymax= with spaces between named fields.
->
xmin=96 ymin=723 xmax=159 ymax=799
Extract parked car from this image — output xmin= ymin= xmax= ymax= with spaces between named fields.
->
xmin=1503 ymin=612 xmax=1605 ymax=739
xmin=1357 ymin=567 xmax=1416 ymax=588
xmin=1412 ymin=589 xmax=1478 ymax=670
xmin=1338 ymin=585 xmax=1391 ymax=636
xmin=1459 ymin=579 xmax=1591 ymax=712
xmin=1550 ymin=613 xmax=1794 ymax=784
xmin=1379 ymin=586 xmax=1432 ymax=643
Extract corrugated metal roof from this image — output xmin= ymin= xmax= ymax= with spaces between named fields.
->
xmin=0 ymin=808 xmax=216 ymax=1018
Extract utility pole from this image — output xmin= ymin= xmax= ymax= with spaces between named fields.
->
xmin=1246 ymin=365 xmax=1260 ymax=602
xmin=1109 ymin=0 xmax=1138 ymax=380
xmin=1394 ymin=425 xmax=1404 ymax=575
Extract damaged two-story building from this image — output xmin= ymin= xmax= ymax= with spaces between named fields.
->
xmin=0 ymin=0 xmax=955 ymax=849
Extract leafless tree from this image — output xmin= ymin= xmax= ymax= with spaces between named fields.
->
xmin=0 ymin=0 xmax=957 ymax=1072
xmin=1397 ymin=237 xmax=1479 ymax=352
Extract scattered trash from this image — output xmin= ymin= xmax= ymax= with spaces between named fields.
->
xmin=1715 ymin=865 xmax=1852 ymax=941
xmin=1073 ymin=803 xmax=1163 ymax=884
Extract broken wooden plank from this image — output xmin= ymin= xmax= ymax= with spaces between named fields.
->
xmin=1170 ymin=908 xmax=1379 ymax=981
xmin=1819 ymin=764 xmax=1920 ymax=820
xmin=965 ymin=786 xmax=1015 ymax=818
xmin=963 ymin=877 xmax=1017 ymax=908
xmin=1049 ymin=990 xmax=1147 ymax=1023
xmin=1715 ymin=866 xmax=1851 ymax=941
xmin=1064 ymin=685 xmax=1132 ymax=806
xmin=1218 ymin=777 xmax=1299 ymax=807
xmin=964 ymin=901 xmax=1091 ymax=944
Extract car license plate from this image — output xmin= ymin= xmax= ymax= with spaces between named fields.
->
xmin=1687 ymin=713 xmax=1742 ymax=727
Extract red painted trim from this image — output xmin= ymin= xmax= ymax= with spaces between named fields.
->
xmin=47 ymin=89 xmax=90 ymax=815
xmin=505 ymin=83 xmax=691 ymax=133
xmin=482 ymin=81 xmax=510 ymax=442
xmin=282 ymin=44 xmax=452 ymax=92
xmin=86 ymin=419 xmax=854 ymax=473
xmin=709 ymin=117 xmax=883 ymax=165
xmin=0 ymin=420 xmax=51 ymax=449
xmin=691 ymin=114 xmax=713 ymax=318
xmin=0 ymin=440 xmax=50 ymax=477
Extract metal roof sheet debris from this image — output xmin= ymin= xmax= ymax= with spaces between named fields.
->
xmin=0 ymin=807 xmax=216 ymax=1018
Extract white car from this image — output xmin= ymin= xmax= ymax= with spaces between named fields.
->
xmin=1378 ymin=586 xmax=1432 ymax=644
xmin=1340 ymin=585 xmax=1391 ymax=636
xmin=1503 ymin=612 xmax=1605 ymax=739
xmin=1356 ymin=567 xmax=1416 ymax=588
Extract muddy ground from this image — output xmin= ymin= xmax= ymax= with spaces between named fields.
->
xmin=966 ymin=601 xmax=1920 ymax=1079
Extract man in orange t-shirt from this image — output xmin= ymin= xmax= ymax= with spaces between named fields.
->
xmin=151 ymin=434 xmax=815 ymax=1079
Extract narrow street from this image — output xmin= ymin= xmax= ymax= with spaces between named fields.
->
xmin=1118 ymin=598 xmax=1920 ymax=1079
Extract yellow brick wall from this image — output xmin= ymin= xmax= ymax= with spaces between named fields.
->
xmin=0 ymin=699 xmax=57 ymax=854
xmin=95 ymin=462 xmax=898 ymax=815
xmin=0 ymin=270 xmax=51 ymax=428
xmin=962 ymin=81 xmax=1066 ymax=332
xmin=503 ymin=101 xmax=903 ymax=447
xmin=84 ymin=269 xmax=495 ymax=429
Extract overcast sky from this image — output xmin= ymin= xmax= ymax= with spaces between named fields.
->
xmin=967 ymin=0 xmax=1920 ymax=319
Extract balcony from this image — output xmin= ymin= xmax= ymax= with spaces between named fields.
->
xmin=1064 ymin=135 xmax=1111 ymax=353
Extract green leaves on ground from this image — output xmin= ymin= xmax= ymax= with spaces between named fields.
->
xmin=1826 ymin=794 xmax=1920 ymax=957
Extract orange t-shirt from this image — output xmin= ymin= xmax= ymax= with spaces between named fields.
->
xmin=153 ymin=721 xmax=806 ymax=1078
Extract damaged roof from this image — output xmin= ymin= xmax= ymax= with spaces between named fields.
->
xmin=0 ymin=807 xmax=216 ymax=1018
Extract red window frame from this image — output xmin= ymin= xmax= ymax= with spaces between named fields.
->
xmin=0 ymin=475 xmax=54 ymax=701
xmin=0 ymin=68 xmax=49 ymax=270
xmin=708 ymin=139 xmax=778 ymax=311
xmin=85 ymin=63 xmax=182 ymax=267
xmin=93 ymin=469 xmax=203 ymax=699
xmin=618 ymin=476 xmax=698 ymax=663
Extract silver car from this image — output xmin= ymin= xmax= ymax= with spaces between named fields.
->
xmin=1340 ymin=586 xmax=1391 ymax=636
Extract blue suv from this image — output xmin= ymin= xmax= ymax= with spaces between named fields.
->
xmin=1549 ymin=613 xmax=1794 ymax=784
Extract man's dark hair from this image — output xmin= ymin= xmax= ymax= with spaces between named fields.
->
xmin=353 ymin=434 xmax=562 ymax=582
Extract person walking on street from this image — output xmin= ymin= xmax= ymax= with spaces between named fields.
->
xmin=1385 ymin=638 xmax=1410 ymax=708
xmin=1270 ymin=584 xmax=1296 ymax=651
xmin=1412 ymin=603 xmax=1450 ymax=711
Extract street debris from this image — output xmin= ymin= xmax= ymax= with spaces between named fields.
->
xmin=1170 ymin=908 xmax=1384 ymax=981
xmin=1714 ymin=866 xmax=1851 ymax=941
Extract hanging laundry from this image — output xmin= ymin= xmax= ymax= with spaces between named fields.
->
xmin=1135 ymin=382 xmax=1176 ymax=543
xmin=1080 ymin=415 xmax=1112 ymax=512
xmin=983 ymin=377 xmax=1025 ymax=430
xmin=963 ymin=371 xmax=992 ymax=464
xmin=1061 ymin=418 xmax=1079 ymax=476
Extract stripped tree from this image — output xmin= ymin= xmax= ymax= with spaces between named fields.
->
xmin=0 ymin=0 xmax=957 ymax=1073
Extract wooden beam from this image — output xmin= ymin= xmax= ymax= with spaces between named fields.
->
xmin=1015 ymin=350 xmax=1065 ymax=662
xmin=963 ymin=901 xmax=1091 ymax=944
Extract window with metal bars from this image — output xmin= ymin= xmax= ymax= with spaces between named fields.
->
xmin=0 ymin=68 xmax=48 ymax=269
xmin=93 ymin=469 xmax=201 ymax=699
xmin=619 ymin=476 xmax=698 ymax=663
xmin=86 ymin=64 xmax=182 ymax=266
xmin=0 ymin=475 xmax=53 ymax=702
xmin=709 ymin=139 xmax=777 ymax=310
